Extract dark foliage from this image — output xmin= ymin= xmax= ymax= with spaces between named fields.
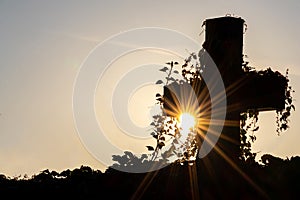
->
xmin=1 ymin=155 xmax=299 ymax=199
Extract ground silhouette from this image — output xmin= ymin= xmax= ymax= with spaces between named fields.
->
xmin=0 ymin=154 xmax=300 ymax=199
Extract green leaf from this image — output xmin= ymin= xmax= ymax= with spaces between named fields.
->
xmin=158 ymin=142 xmax=165 ymax=149
xmin=291 ymin=105 xmax=295 ymax=111
xmin=166 ymin=77 xmax=176 ymax=82
xmin=146 ymin=146 xmax=154 ymax=151
xmin=159 ymin=67 xmax=169 ymax=72
xmin=150 ymin=122 xmax=155 ymax=126
xmin=156 ymin=97 xmax=163 ymax=102
xmin=155 ymin=80 xmax=164 ymax=84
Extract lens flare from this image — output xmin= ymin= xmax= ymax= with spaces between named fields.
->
xmin=179 ymin=113 xmax=196 ymax=134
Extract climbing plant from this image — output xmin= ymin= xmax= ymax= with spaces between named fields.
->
xmin=148 ymin=49 xmax=295 ymax=164
xmin=239 ymin=58 xmax=295 ymax=161
xmin=147 ymin=56 xmax=205 ymax=165
xmin=147 ymin=50 xmax=209 ymax=165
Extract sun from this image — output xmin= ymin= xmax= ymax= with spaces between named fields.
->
xmin=179 ymin=112 xmax=196 ymax=134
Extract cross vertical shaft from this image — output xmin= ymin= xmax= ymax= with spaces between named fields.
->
xmin=202 ymin=16 xmax=245 ymax=163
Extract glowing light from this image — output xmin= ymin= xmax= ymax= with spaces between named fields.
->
xmin=179 ymin=112 xmax=196 ymax=133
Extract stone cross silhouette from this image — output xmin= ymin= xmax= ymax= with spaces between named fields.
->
xmin=163 ymin=16 xmax=287 ymax=164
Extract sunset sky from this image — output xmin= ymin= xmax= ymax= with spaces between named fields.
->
xmin=1 ymin=0 xmax=300 ymax=177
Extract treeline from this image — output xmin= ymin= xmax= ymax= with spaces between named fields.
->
xmin=0 ymin=154 xmax=299 ymax=199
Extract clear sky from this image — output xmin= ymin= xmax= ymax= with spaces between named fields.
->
xmin=0 ymin=0 xmax=300 ymax=177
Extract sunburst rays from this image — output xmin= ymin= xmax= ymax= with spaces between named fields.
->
xmin=160 ymin=77 xmax=266 ymax=198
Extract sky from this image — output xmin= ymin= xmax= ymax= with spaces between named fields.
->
xmin=0 ymin=0 xmax=300 ymax=177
